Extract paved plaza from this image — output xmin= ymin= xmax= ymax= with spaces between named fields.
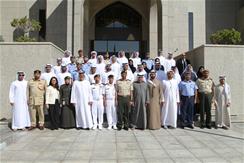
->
xmin=0 ymin=121 xmax=243 ymax=163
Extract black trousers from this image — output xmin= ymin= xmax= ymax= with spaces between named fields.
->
xmin=117 ymin=96 xmax=131 ymax=128
xmin=181 ymin=96 xmax=194 ymax=126
xmin=48 ymin=100 xmax=60 ymax=129
xmin=199 ymin=92 xmax=212 ymax=126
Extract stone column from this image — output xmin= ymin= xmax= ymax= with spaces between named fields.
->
xmin=161 ymin=0 xmax=169 ymax=54
xmin=149 ymin=0 xmax=158 ymax=58
xmin=72 ymin=0 xmax=84 ymax=54
xmin=66 ymin=0 xmax=73 ymax=52
xmin=83 ymin=1 xmax=89 ymax=56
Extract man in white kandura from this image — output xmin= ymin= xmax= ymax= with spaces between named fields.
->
xmin=117 ymin=51 xmax=128 ymax=67
xmin=88 ymin=51 xmax=98 ymax=65
xmin=111 ymin=55 xmax=121 ymax=80
xmin=214 ymin=75 xmax=231 ymax=130
xmin=88 ymin=64 xmax=98 ymax=84
xmin=71 ymin=70 xmax=93 ymax=129
xmin=41 ymin=64 xmax=56 ymax=84
xmin=57 ymin=64 xmax=72 ymax=87
xmin=164 ymin=53 xmax=176 ymax=72
xmin=62 ymin=50 xmax=72 ymax=65
xmin=161 ymin=70 xmax=180 ymax=129
xmin=9 ymin=71 xmax=31 ymax=131
xmin=53 ymin=58 xmax=62 ymax=75
xmin=96 ymin=55 xmax=106 ymax=75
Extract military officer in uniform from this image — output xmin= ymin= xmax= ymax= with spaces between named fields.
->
xmin=104 ymin=74 xmax=117 ymax=130
xmin=28 ymin=70 xmax=47 ymax=130
xmin=116 ymin=70 xmax=133 ymax=130
xmin=91 ymin=74 xmax=105 ymax=130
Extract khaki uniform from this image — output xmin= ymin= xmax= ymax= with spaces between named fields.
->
xmin=28 ymin=78 xmax=47 ymax=126
xmin=116 ymin=80 xmax=133 ymax=97
xmin=196 ymin=78 xmax=213 ymax=93
xmin=196 ymin=78 xmax=214 ymax=127
xmin=76 ymin=57 xmax=84 ymax=64
xmin=116 ymin=79 xmax=133 ymax=129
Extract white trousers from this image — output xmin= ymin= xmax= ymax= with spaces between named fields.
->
xmin=106 ymin=100 xmax=117 ymax=127
xmin=92 ymin=100 xmax=104 ymax=127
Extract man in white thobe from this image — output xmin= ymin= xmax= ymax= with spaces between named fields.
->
xmin=71 ymin=70 xmax=93 ymax=129
xmin=57 ymin=64 xmax=72 ymax=86
xmin=111 ymin=55 xmax=121 ymax=80
xmin=41 ymin=64 xmax=56 ymax=84
xmin=117 ymin=51 xmax=128 ymax=67
xmin=130 ymin=51 xmax=141 ymax=68
xmin=161 ymin=70 xmax=180 ymax=129
xmin=88 ymin=64 xmax=98 ymax=84
xmin=96 ymin=55 xmax=106 ymax=75
xmin=62 ymin=50 xmax=71 ymax=65
xmin=53 ymin=58 xmax=62 ymax=75
xmin=102 ymin=64 xmax=115 ymax=84
xmin=9 ymin=71 xmax=30 ymax=131
xmin=133 ymin=64 xmax=147 ymax=82
xmin=88 ymin=51 xmax=97 ymax=65
xmin=158 ymin=50 xmax=166 ymax=68
xmin=214 ymin=75 xmax=231 ymax=129
xmin=164 ymin=53 xmax=176 ymax=72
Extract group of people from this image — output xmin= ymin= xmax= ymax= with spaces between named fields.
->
xmin=9 ymin=49 xmax=231 ymax=131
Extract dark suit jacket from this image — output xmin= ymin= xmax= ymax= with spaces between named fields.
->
xmin=176 ymin=58 xmax=190 ymax=75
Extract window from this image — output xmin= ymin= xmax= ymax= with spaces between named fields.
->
xmin=39 ymin=9 xmax=46 ymax=40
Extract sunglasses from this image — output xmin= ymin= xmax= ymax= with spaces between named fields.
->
xmin=19 ymin=75 xmax=25 ymax=76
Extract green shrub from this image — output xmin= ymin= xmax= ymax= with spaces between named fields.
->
xmin=15 ymin=36 xmax=36 ymax=42
xmin=10 ymin=16 xmax=41 ymax=42
xmin=210 ymin=28 xmax=241 ymax=45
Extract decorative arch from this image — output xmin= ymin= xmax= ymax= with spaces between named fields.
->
xmin=86 ymin=0 xmax=149 ymax=26
xmin=95 ymin=2 xmax=142 ymax=40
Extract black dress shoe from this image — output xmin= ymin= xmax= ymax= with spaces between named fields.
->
xmin=168 ymin=126 xmax=176 ymax=129
xmin=179 ymin=126 xmax=185 ymax=129
xmin=123 ymin=127 xmax=129 ymax=131
xmin=222 ymin=126 xmax=229 ymax=130
xmin=206 ymin=125 xmax=212 ymax=129
xmin=200 ymin=125 xmax=204 ymax=129
xmin=188 ymin=125 xmax=194 ymax=129
xmin=117 ymin=127 xmax=122 ymax=131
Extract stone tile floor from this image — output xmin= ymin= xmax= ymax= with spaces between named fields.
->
xmin=0 ymin=123 xmax=243 ymax=163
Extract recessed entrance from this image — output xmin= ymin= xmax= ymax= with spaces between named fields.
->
xmin=90 ymin=2 xmax=147 ymax=57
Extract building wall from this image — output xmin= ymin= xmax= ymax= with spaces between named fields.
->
xmin=205 ymin=0 xmax=241 ymax=43
xmin=80 ymin=0 xmax=206 ymax=57
xmin=0 ymin=0 xmax=45 ymax=42
xmin=237 ymin=7 xmax=244 ymax=44
xmin=162 ymin=0 xmax=206 ymax=56
xmin=1 ymin=0 xmax=243 ymax=54
xmin=184 ymin=45 xmax=244 ymax=116
xmin=46 ymin=0 xmax=68 ymax=51
xmin=0 ymin=42 xmax=63 ymax=119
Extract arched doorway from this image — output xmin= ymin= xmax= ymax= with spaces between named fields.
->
xmin=90 ymin=2 xmax=147 ymax=57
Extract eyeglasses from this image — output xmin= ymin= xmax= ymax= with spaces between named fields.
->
xmin=19 ymin=75 xmax=25 ymax=76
